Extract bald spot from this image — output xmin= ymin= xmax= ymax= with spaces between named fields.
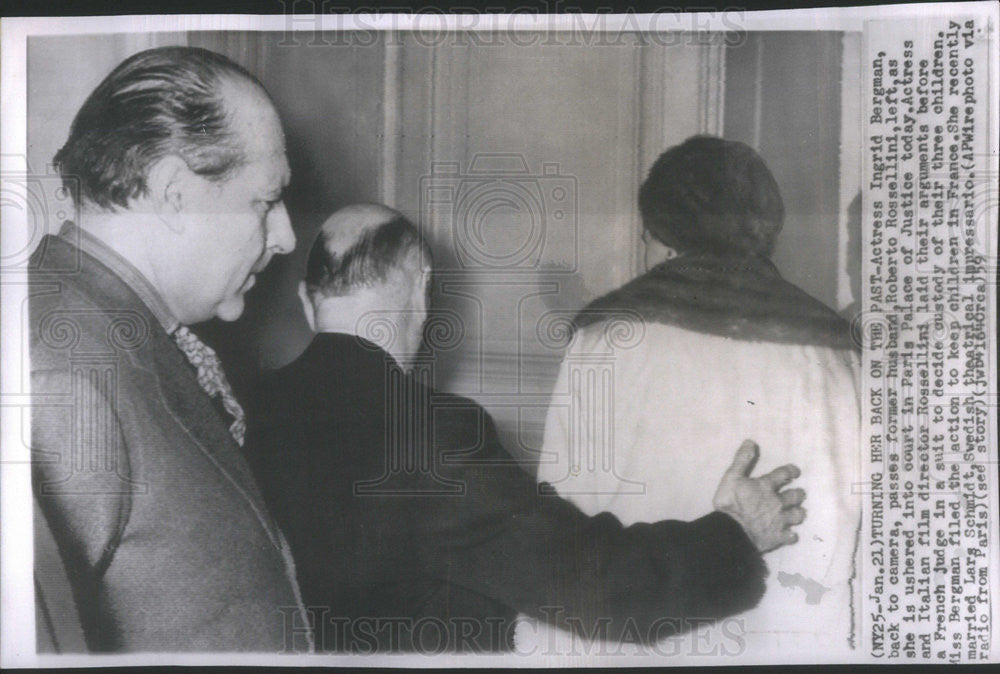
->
xmin=318 ymin=203 xmax=405 ymax=258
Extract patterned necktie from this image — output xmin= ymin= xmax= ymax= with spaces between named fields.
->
xmin=172 ymin=325 xmax=246 ymax=446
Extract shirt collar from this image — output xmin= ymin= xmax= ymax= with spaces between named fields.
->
xmin=58 ymin=221 xmax=180 ymax=334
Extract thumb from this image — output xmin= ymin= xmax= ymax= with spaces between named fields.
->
xmin=725 ymin=439 xmax=760 ymax=478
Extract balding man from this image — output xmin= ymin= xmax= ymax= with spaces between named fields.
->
xmin=30 ymin=47 xmax=307 ymax=652
xmin=295 ymin=204 xmax=429 ymax=368
xmin=245 ymin=204 xmax=807 ymax=652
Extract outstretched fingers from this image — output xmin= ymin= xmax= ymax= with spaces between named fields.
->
xmin=760 ymin=463 xmax=801 ymax=490
xmin=779 ymin=488 xmax=806 ymax=508
xmin=725 ymin=439 xmax=761 ymax=478
xmin=782 ymin=505 xmax=807 ymax=526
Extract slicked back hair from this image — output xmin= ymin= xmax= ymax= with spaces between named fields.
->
xmin=54 ymin=46 xmax=267 ymax=211
xmin=305 ymin=216 xmax=431 ymax=299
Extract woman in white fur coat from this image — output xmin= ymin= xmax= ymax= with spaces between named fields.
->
xmin=521 ymin=136 xmax=861 ymax=661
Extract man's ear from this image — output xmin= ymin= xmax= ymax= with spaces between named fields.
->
xmin=145 ymin=155 xmax=192 ymax=231
xmin=298 ymin=281 xmax=316 ymax=332
xmin=409 ymin=266 xmax=430 ymax=313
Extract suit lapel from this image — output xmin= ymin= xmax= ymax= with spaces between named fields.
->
xmin=141 ymin=329 xmax=284 ymax=546
xmin=39 ymin=235 xmax=284 ymax=547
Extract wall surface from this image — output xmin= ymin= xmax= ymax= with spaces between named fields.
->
xmin=26 ymin=31 xmax=855 ymax=471
xmin=386 ymin=34 xmax=728 ymax=462
xmin=27 ymin=33 xmax=189 ymax=183
xmin=189 ymin=31 xmax=729 ymax=463
xmin=188 ymin=31 xmax=388 ymax=379
xmin=724 ymin=31 xmax=846 ymax=311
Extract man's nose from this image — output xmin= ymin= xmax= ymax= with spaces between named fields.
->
xmin=266 ymin=201 xmax=296 ymax=254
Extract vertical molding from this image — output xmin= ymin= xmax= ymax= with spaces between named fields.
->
xmin=658 ymin=41 xmax=674 ymax=151
xmin=242 ymin=32 xmax=262 ymax=81
xmin=254 ymin=32 xmax=268 ymax=93
xmin=392 ymin=35 xmax=439 ymax=237
xmin=752 ymin=34 xmax=764 ymax=149
xmin=632 ymin=41 xmax=669 ymax=278
xmin=837 ymin=32 xmax=863 ymax=310
xmin=646 ymin=36 xmax=713 ymax=154
xmin=634 ymin=40 xmax=664 ymax=170
xmin=426 ymin=41 xmax=471 ymax=235
xmin=428 ymin=42 xmax=440 ymax=189
xmin=634 ymin=37 xmax=726 ymax=275
xmin=698 ymin=37 xmax=727 ymax=135
xmin=625 ymin=44 xmax=644 ymax=280
xmin=379 ymin=39 xmax=402 ymax=206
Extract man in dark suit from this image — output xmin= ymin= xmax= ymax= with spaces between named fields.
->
xmin=31 ymin=47 xmax=310 ymax=652
xmin=245 ymin=204 xmax=808 ymax=653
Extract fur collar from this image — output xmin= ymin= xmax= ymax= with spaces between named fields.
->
xmin=574 ymin=252 xmax=857 ymax=350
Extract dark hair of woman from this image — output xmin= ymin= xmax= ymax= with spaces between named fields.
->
xmin=638 ymin=135 xmax=784 ymax=257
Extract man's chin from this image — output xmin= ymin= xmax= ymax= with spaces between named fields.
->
xmin=214 ymin=296 xmax=246 ymax=322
